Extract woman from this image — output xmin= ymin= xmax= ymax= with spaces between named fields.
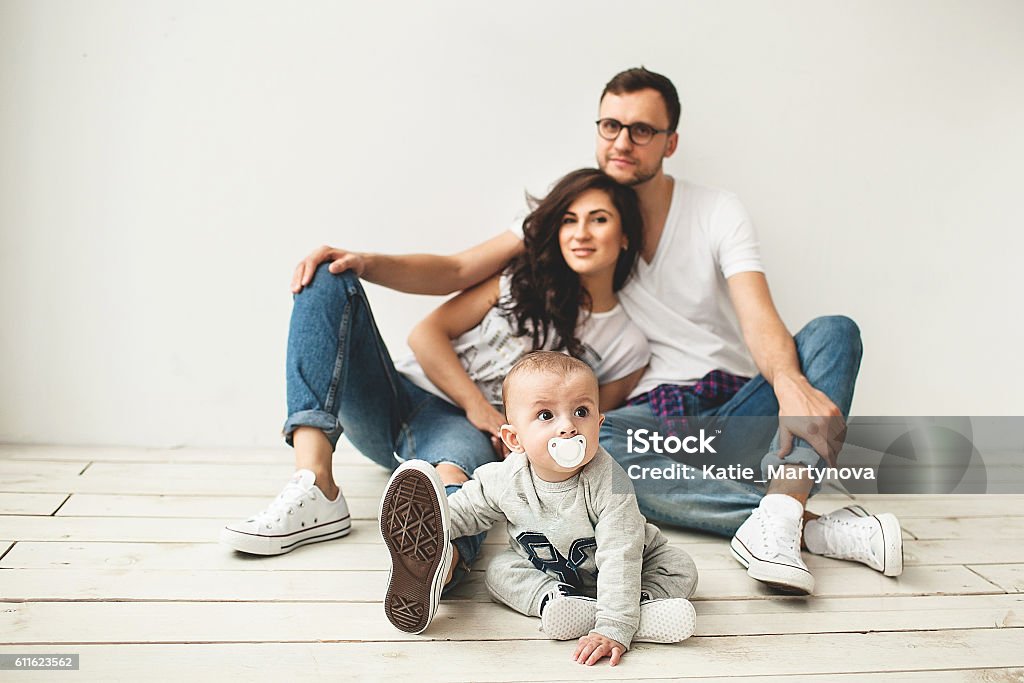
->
xmin=221 ymin=169 xmax=649 ymax=578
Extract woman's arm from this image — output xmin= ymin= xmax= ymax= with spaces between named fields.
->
xmin=407 ymin=274 xmax=508 ymax=447
xmin=598 ymin=367 xmax=646 ymax=413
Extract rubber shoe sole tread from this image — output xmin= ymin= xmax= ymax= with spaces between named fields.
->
xmin=379 ymin=462 xmax=452 ymax=634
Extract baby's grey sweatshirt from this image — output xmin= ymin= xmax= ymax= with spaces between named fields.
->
xmin=447 ymin=446 xmax=663 ymax=648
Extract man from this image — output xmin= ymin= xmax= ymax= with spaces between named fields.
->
xmin=259 ymin=67 xmax=903 ymax=595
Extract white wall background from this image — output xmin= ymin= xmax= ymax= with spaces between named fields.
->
xmin=1 ymin=0 xmax=1022 ymax=448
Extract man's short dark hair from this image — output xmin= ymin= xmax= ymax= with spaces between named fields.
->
xmin=601 ymin=67 xmax=681 ymax=132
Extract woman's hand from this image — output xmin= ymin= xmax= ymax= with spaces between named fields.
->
xmin=465 ymin=400 xmax=509 ymax=459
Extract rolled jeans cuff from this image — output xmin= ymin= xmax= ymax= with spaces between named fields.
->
xmin=760 ymin=444 xmax=825 ymax=496
xmin=442 ymin=537 xmax=475 ymax=596
xmin=283 ymin=409 xmax=343 ymax=448
xmin=443 ymin=482 xmax=484 ymax=596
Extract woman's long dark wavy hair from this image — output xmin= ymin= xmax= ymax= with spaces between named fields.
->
xmin=502 ymin=168 xmax=644 ymax=358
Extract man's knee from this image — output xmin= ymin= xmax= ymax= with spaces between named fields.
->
xmin=798 ymin=315 xmax=863 ymax=361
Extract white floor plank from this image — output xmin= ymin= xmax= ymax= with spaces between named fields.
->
xmin=79 ymin=461 xmax=390 ymax=482
xmin=686 ymin=537 xmax=1024 ymax=569
xmin=549 ymin=671 xmax=1024 ymax=683
xmin=686 ymin=537 xmax=1024 ymax=568
xmin=0 ymin=443 xmax=373 ymax=467
xmin=845 ymin=494 xmax=1024 ymax=518
xmin=0 ymin=460 xmax=88 ymax=476
xmin=3 ymin=472 xmax=391 ymax=497
xmin=55 ymin=493 xmax=384 ymax=520
xmin=968 ymin=564 xmax=1024 ymax=593
xmin=0 ymin=516 xmax=719 ymax=545
xmin=5 ymin=536 xmax=1017 ymax=574
xmin=902 ymin=516 xmax=1024 ymax=540
xmin=0 ymin=564 xmax=1002 ymax=603
xmin=1 ymin=540 xmax=392 ymax=572
xmin=3 ymin=595 xmax=1022 ymax=645
xmin=2 ymin=630 xmax=1023 ymax=681
xmin=54 ymin=493 xmax=854 ymax=523
xmin=691 ymin=565 xmax=1003 ymax=600
xmin=904 ymin=539 xmax=1024 ymax=566
xmin=0 ymin=515 xmax=382 ymax=543
xmin=0 ymin=492 xmax=67 ymax=515
xmin=0 ymin=567 xmax=390 ymax=602
xmin=0 ymin=539 xmax=857 ymax=573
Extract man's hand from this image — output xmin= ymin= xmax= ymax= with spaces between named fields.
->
xmin=774 ymin=373 xmax=846 ymax=467
xmin=465 ymin=401 xmax=510 ymax=459
xmin=572 ymin=632 xmax=625 ymax=667
xmin=291 ymin=245 xmax=366 ymax=293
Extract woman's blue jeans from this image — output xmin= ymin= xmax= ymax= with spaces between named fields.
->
xmin=600 ymin=315 xmax=863 ymax=538
xmin=282 ymin=264 xmax=494 ymax=583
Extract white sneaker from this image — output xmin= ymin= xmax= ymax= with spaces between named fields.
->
xmin=539 ymin=588 xmax=697 ymax=644
xmin=635 ymin=597 xmax=696 ymax=643
xmin=805 ymin=505 xmax=903 ymax=577
xmin=730 ymin=494 xmax=814 ymax=594
xmin=379 ymin=460 xmax=453 ymax=635
xmin=220 ymin=469 xmax=351 ymax=555
xmin=540 ymin=587 xmax=597 ymax=640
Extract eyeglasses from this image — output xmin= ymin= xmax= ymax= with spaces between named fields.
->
xmin=595 ymin=118 xmax=672 ymax=146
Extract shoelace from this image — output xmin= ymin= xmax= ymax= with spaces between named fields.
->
xmin=760 ymin=510 xmax=802 ymax=560
xmin=820 ymin=518 xmax=877 ymax=563
xmin=253 ymin=481 xmax=317 ymax=529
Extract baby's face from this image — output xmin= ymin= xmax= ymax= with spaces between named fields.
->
xmin=502 ymin=369 xmax=603 ymax=482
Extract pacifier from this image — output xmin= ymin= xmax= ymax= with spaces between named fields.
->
xmin=547 ymin=435 xmax=588 ymax=468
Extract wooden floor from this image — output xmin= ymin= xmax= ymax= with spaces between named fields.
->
xmin=1 ymin=443 xmax=1022 ymax=681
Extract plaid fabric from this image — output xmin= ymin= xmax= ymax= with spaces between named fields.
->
xmin=627 ymin=370 xmax=750 ymax=436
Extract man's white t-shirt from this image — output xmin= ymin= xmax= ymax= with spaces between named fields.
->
xmin=508 ymin=177 xmax=763 ymax=399
xmin=394 ymin=271 xmax=651 ymax=408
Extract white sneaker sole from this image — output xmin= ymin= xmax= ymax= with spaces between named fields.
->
xmin=542 ymin=596 xmax=697 ymax=644
xmin=541 ymin=596 xmax=598 ymax=640
xmin=220 ymin=516 xmax=351 ymax=556
xmin=730 ymin=536 xmax=814 ymax=595
xmin=636 ymin=598 xmax=697 ymax=643
xmin=379 ymin=460 xmax=452 ymax=635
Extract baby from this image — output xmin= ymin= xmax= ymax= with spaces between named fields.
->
xmin=379 ymin=351 xmax=698 ymax=666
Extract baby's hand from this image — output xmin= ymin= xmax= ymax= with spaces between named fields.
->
xmin=572 ymin=632 xmax=625 ymax=666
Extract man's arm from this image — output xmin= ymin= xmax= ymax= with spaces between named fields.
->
xmin=291 ymin=231 xmax=523 ymax=295
xmin=727 ymin=271 xmax=845 ymax=465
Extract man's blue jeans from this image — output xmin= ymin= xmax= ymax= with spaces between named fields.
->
xmin=600 ymin=315 xmax=863 ymax=538
xmin=282 ymin=264 xmax=493 ymax=581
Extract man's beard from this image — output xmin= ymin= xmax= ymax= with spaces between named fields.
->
xmin=602 ymin=157 xmax=661 ymax=187
xmin=622 ymin=164 xmax=660 ymax=187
